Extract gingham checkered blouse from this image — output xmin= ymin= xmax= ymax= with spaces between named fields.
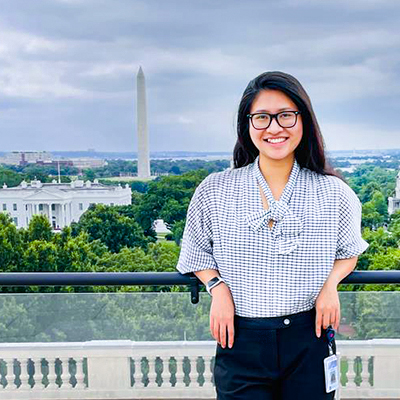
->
xmin=176 ymin=155 xmax=369 ymax=317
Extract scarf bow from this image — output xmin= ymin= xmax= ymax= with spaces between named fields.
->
xmin=245 ymin=201 xmax=303 ymax=255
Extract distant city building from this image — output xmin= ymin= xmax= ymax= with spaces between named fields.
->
xmin=0 ymin=151 xmax=106 ymax=169
xmin=68 ymin=158 xmax=107 ymax=169
xmin=0 ymin=179 xmax=131 ymax=230
xmin=388 ymin=171 xmax=400 ymax=215
xmin=0 ymin=151 xmax=53 ymax=166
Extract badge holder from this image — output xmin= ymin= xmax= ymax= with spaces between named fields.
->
xmin=323 ymin=326 xmax=339 ymax=393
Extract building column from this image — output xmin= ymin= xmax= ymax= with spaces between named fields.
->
xmin=48 ymin=203 xmax=53 ymax=228
xmin=60 ymin=204 xmax=65 ymax=228
xmin=68 ymin=203 xmax=72 ymax=225
xmin=26 ymin=203 xmax=31 ymax=224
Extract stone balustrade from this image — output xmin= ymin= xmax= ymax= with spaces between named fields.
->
xmin=0 ymin=339 xmax=399 ymax=399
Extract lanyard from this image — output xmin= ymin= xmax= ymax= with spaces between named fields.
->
xmin=326 ymin=326 xmax=335 ymax=356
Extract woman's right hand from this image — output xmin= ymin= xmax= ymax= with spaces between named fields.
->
xmin=209 ymin=283 xmax=235 ymax=348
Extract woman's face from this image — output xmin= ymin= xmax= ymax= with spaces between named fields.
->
xmin=249 ymin=89 xmax=303 ymax=165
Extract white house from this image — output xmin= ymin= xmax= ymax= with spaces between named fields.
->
xmin=0 ymin=179 xmax=132 ymax=230
xmin=388 ymin=171 xmax=400 ymax=215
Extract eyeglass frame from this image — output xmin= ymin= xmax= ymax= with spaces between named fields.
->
xmin=247 ymin=110 xmax=301 ymax=130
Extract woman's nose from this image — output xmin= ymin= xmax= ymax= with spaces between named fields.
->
xmin=267 ymin=117 xmax=283 ymax=134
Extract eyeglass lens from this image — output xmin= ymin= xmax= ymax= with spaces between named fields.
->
xmin=252 ymin=112 xmax=297 ymax=129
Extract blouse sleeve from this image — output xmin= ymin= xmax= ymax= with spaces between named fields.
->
xmin=335 ymin=183 xmax=369 ymax=260
xmin=176 ymin=178 xmax=218 ymax=274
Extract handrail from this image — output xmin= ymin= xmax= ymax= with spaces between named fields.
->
xmin=1 ymin=271 xmax=399 ymax=304
xmin=1 ymin=270 xmax=400 ymax=286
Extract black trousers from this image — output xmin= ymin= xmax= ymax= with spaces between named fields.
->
xmin=213 ymin=307 xmax=336 ymax=400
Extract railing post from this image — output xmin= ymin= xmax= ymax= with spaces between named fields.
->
xmin=45 ymin=357 xmax=59 ymax=390
xmin=160 ymin=356 xmax=170 ymax=388
xmin=174 ymin=355 xmax=185 ymax=388
xmin=19 ymin=358 xmax=30 ymax=390
xmin=86 ymin=341 xmax=131 ymax=390
xmin=31 ymin=358 xmax=43 ymax=390
xmin=147 ymin=356 xmax=157 ymax=387
xmin=3 ymin=358 xmax=17 ymax=391
xmin=360 ymin=355 xmax=370 ymax=388
xmin=346 ymin=356 xmax=357 ymax=388
xmin=59 ymin=357 xmax=72 ymax=389
xmin=133 ymin=358 xmax=144 ymax=388
xmin=74 ymin=358 xmax=85 ymax=389
xmin=203 ymin=355 xmax=214 ymax=388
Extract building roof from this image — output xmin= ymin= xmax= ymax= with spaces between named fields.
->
xmin=1 ymin=179 xmax=130 ymax=193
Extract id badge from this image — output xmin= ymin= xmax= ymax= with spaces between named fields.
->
xmin=324 ymin=354 xmax=339 ymax=393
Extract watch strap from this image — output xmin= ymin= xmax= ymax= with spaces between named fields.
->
xmin=206 ymin=276 xmax=225 ymax=295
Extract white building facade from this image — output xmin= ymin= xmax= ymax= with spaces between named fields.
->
xmin=388 ymin=171 xmax=400 ymax=215
xmin=0 ymin=179 xmax=131 ymax=230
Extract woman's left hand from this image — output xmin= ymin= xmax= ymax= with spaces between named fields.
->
xmin=315 ymin=281 xmax=340 ymax=337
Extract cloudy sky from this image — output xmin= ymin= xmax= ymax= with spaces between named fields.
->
xmin=0 ymin=0 xmax=399 ymax=153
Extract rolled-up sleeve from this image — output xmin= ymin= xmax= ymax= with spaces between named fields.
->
xmin=176 ymin=178 xmax=218 ymax=274
xmin=335 ymin=184 xmax=369 ymax=259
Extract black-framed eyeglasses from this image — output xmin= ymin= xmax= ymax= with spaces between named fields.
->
xmin=247 ymin=111 xmax=301 ymax=130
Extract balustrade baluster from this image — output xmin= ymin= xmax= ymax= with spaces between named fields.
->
xmin=160 ymin=356 xmax=169 ymax=388
xmin=59 ymin=357 xmax=72 ymax=389
xmin=203 ymin=355 xmax=213 ymax=388
xmin=192 ymin=356 xmax=201 ymax=387
xmin=133 ymin=358 xmax=144 ymax=388
xmin=46 ymin=358 xmax=58 ymax=389
xmin=31 ymin=358 xmax=43 ymax=390
xmin=346 ymin=356 xmax=357 ymax=388
xmin=74 ymin=358 xmax=85 ymax=389
xmin=3 ymin=358 xmax=16 ymax=391
xmin=19 ymin=358 xmax=30 ymax=389
xmin=174 ymin=356 xmax=185 ymax=388
xmin=0 ymin=364 xmax=3 ymax=390
xmin=147 ymin=356 xmax=157 ymax=387
xmin=360 ymin=355 xmax=370 ymax=388
xmin=186 ymin=355 xmax=196 ymax=387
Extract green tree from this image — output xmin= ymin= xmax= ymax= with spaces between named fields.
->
xmin=359 ymin=181 xmax=382 ymax=203
xmin=83 ymin=169 xmax=96 ymax=181
xmin=74 ymin=204 xmax=148 ymax=253
xmin=133 ymin=169 xmax=208 ymax=240
xmin=0 ymin=213 xmax=25 ymax=272
xmin=23 ymin=240 xmax=58 ymax=272
xmin=28 ymin=215 xmax=54 ymax=242
xmin=0 ymin=168 xmax=23 ymax=187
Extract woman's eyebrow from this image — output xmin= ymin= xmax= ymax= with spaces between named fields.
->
xmin=253 ymin=107 xmax=295 ymax=113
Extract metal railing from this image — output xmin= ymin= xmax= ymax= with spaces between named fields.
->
xmin=1 ymin=270 xmax=400 ymax=303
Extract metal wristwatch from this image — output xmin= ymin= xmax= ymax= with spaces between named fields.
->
xmin=206 ymin=276 xmax=225 ymax=295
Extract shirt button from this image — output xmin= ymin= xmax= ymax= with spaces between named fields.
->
xmin=283 ymin=318 xmax=291 ymax=326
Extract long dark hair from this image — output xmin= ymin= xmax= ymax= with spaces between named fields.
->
xmin=233 ymin=71 xmax=342 ymax=179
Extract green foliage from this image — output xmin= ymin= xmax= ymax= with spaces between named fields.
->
xmin=0 ymin=168 xmax=23 ymax=187
xmin=23 ymin=241 xmax=58 ymax=272
xmin=0 ymin=213 xmax=25 ymax=272
xmin=28 ymin=215 xmax=54 ymax=242
xmin=348 ymin=165 xmax=396 ymax=199
xmin=133 ymin=169 xmax=208 ymax=240
xmin=74 ymin=204 xmax=148 ymax=253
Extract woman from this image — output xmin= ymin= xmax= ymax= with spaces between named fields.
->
xmin=176 ymin=71 xmax=369 ymax=399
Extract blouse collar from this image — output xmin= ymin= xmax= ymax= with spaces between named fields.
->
xmin=250 ymin=155 xmax=301 ymax=206
xmin=246 ymin=155 xmax=303 ymax=254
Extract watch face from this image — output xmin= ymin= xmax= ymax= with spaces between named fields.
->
xmin=208 ymin=277 xmax=220 ymax=286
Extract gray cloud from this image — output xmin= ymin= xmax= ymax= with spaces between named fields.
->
xmin=0 ymin=0 xmax=399 ymax=152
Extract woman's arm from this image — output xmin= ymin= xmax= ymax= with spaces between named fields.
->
xmin=315 ymin=256 xmax=358 ymax=337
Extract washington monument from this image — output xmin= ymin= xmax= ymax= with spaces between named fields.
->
xmin=136 ymin=66 xmax=151 ymax=178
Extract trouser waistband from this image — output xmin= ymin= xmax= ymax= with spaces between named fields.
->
xmin=234 ymin=307 xmax=316 ymax=330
